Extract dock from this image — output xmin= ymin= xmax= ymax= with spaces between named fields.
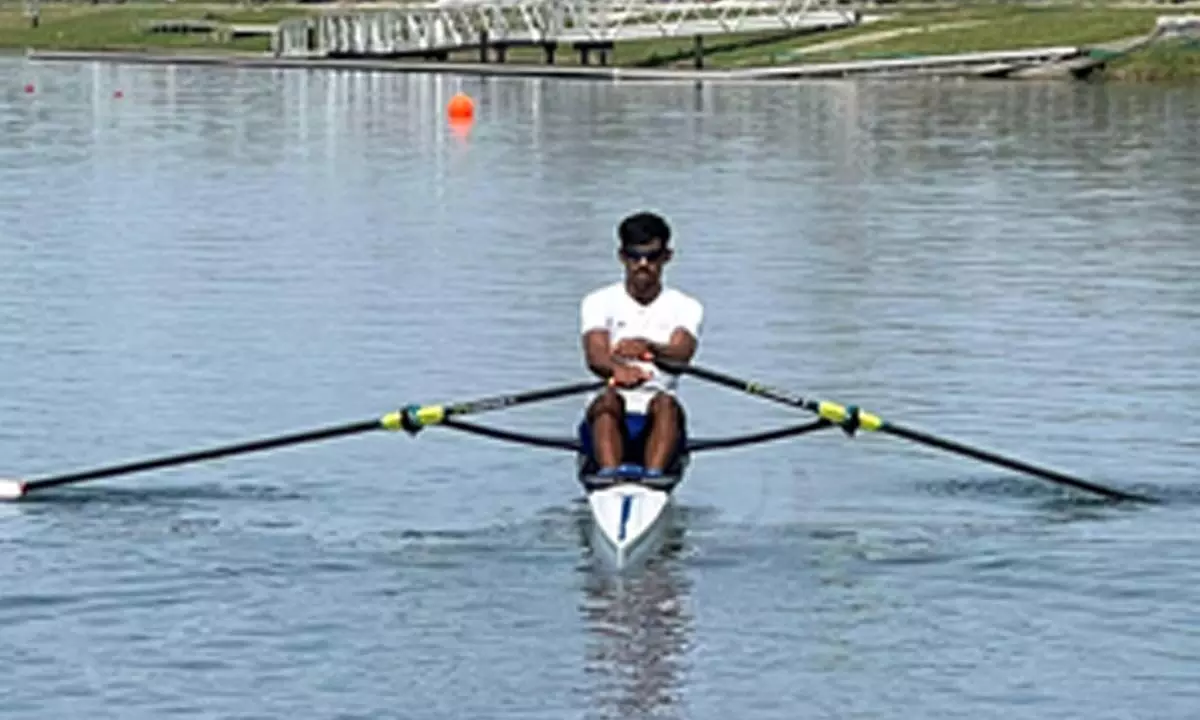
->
xmin=271 ymin=0 xmax=863 ymax=63
xmin=729 ymin=45 xmax=1090 ymax=79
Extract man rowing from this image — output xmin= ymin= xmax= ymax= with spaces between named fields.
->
xmin=578 ymin=211 xmax=704 ymax=481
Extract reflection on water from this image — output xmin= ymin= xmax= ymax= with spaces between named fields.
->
xmin=576 ymin=522 xmax=692 ymax=720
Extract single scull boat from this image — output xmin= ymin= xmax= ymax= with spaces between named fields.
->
xmin=578 ymin=459 xmax=687 ymax=571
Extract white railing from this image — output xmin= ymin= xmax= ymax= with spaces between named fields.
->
xmin=275 ymin=0 xmax=859 ymax=57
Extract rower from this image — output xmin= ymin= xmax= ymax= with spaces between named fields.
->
xmin=578 ymin=211 xmax=704 ymax=481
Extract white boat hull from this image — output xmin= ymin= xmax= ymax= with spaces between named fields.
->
xmin=586 ymin=482 xmax=675 ymax=570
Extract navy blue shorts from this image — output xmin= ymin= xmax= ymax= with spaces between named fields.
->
xmin=577 ymin=411 xmax=688 ymax=472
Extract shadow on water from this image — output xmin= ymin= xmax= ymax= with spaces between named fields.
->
xmin=574 ymin=530 xmax=693 ymax=720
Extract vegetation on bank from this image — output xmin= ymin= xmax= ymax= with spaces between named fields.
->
xmin=611 ymin=5 xmax=1198 ymax=81
xmin=0 ymin=2 xmax=1197 ymax=80
xmin=0 ymin=3 xmax=306 ymax=52
xmin=1102 ymin=37 xmax=1200 ymax=81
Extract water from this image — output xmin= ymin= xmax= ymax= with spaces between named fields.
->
xmin=2 ymin=58 xmax=1199 ymax=719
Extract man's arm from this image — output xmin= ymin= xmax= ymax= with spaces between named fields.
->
xmin=581 ymin=292 xmax=620 ymax=380
xmin=650 ymin=297 xmax=703 ymax=365
xmin=583 ymin=329 xmax=619 ymax=380
xmin=587 ymin=331 xmax=651 ymax=387
xmin=648 ymin=328 xmax=697 ymax=364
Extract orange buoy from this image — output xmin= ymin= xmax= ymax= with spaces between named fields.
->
xmin=447 ymin=92 xmax=474 ymax=121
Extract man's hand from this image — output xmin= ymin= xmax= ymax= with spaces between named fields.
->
xmin=610 ymin=363 xmax=650 ymax=388
xmin=612 ymin=338 xmax=655 ymax=361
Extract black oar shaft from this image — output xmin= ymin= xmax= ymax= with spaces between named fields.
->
xmin=11 ymin=378 xmax=605 ymax=498
xmin=668 ymin=361 xmax=1153 ymax=504
xmin=25 ymin=420 xmax=381 ymax=492
xmin=688 ymin=419 xmax=833 ymax=452
xmin=661 ymin=361 xmax=819 ymax=411
xmin=447 ymin=380 xmax=604 ymax=416
xmin=881 ymin=422 xmax=1155 ymax=503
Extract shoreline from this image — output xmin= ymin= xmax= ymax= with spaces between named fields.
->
xmin=20 ymin=49 xmax=727 ymax=81
xmin=5 ymin=5 xmax=1200 ymax=82
xmin=12 ymin=46 xmax=1122 ymax=82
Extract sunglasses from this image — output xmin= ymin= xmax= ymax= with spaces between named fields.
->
xmin=620 ymin=246 xmax=668 ymax=263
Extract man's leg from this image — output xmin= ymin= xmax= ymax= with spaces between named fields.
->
xmin=586 ymin=388 xmax=626 ymax=470
xmin=643 ymin=393 xmax=684 ymax=473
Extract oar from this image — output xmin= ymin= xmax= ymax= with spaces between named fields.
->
xmin=660 ymin=361 xmax=1155 ymax=504
xmin=0 ymin=379 xmax=604 ymax=501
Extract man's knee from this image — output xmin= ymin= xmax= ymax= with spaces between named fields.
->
xmin=587 ymin=388 xmax=625 ymax=421
xmin=648 ymin=393 xmax=682 ymax=419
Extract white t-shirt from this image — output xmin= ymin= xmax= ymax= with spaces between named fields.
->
xmin=580 ymin=281 xmax=704 ymax=414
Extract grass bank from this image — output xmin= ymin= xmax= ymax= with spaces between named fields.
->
xmin=1103 ymin=37 xmax=1200 ymax=81
xmin=613 ymin=5 xmax=1199 ymax=80
xmin=2 ymin=2 xmax=1198 ymax=80
xmin=0 ymin=3 xmax=307 ymax=52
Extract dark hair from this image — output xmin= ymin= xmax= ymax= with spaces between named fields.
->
xmin=617 ymin=211 xmax=671 ymax=248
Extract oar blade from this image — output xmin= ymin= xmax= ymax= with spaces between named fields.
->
xmin=0 ymin=479 xmax=27 ymax=501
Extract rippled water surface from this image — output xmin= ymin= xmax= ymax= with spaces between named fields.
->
xmin=2 ymin=57 xmax=1199 ymax=719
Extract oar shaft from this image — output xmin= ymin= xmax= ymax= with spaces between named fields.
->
xmin=7 ymin=378 xmax=605 ymax=499
xmin=398 ymin=379 xmax=605 ymax=430
xmin=446 ymin=380 xmax=605 ymax=416
xmin=659 ymin=361 xmax=819 ymax=412
xmin=669 ymin=360 xmax=1153 ymax=504
xmin=25 ymin=419 xmax=381 ymax=492
xmin=881 ymin=422 xmax=1155 ymax=503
